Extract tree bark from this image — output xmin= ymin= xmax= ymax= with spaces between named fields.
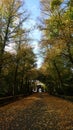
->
xmin=53 ymin=60 xmax=63 ymax=88
xmin=67 ymin=43 xmax=73 ymax=65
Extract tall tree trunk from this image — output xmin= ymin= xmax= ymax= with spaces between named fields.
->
xmin=13 ymin=63 xmax=19 ymax=96
xmin=25 ymin=77 xmax=30 ymax=95
xmin=0 ymin=15 xmax=11 ymax=75
xmin=53 ymin=60 xmax=63 ymax=88
xmin=67 ymin=43 xmax=73 ymax=65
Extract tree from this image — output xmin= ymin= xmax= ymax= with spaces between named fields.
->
xmin=40 ymin=0 xmax=73 ymax=65
xmin=14 ymin=44 xmax=36 ymax=95
xmin=0 ymin=43 xmax=37 ymax=97
xmin=0 ymin=0 xmax=29 ymax=74
xmin=39 ymin=0 xmax=73 ymax=95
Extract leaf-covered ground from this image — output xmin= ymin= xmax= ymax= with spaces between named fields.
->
xmin=0 ymin=93 xmax=73 ymax=130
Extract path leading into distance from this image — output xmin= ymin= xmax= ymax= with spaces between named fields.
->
xmin=0 ymin=93 xmax=73 ymax=130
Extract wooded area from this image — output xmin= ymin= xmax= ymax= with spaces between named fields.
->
xmin=0 ymin=0 xmax=73 ymax=97
xmin=38 ymin=0 xmax=73 ymax=96
xmin=0 ymin=0 xmax=37 ymax=97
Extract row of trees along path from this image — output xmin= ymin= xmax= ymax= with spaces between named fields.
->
xmin=0 ymin=93 xmax=73 ymax=130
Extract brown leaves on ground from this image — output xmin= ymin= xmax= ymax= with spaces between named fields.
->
xmin=44 ymin=94 xmax=73 ymax=130
xmin=0 ymin=94 xmax=39 ymax=130
xmin=0 ymin=93 xmax=73 ymax=130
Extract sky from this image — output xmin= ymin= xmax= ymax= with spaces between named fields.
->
xmin=25 ymin=0 xmax=40 ymax=20
xmin=5 ymin=0 xmax=43 ymax=68
xmin=24 ymin=0 xmax=43 ymax=68
xmin=24 ymin=0 xmax=69 ymax=68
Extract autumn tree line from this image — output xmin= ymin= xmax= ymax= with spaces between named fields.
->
xmin=38 ymin=0 xmax=73 ymax=96
xmin=0 ymin=0 xmax=38 ymax=97
xmin=0 ymin=0 xmax=73 ymax=97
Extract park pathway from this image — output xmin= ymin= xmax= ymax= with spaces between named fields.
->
xmin=0 ymin=93 xmax=73 ymax=130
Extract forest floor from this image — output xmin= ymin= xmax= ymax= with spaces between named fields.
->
xmin=0 ymin=93 xmax=73 ymax=130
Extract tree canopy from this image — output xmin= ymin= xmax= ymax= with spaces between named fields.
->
xmin=39 ymin=0 xmax=73 ymax=95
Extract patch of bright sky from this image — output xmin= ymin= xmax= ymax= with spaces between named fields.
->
xmin=61 ymin=0 xmax=69 ymax=9
xmin=24 ymin=0 xmax=43 ymax=68
xmin=5 ymin=43 xmax=16 ymax=53
xmin=25 ymin=0 xmax=40 ymax=19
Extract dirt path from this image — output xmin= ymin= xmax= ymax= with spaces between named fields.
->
xmin=0 ymin=93 xmax=73 ymax=130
